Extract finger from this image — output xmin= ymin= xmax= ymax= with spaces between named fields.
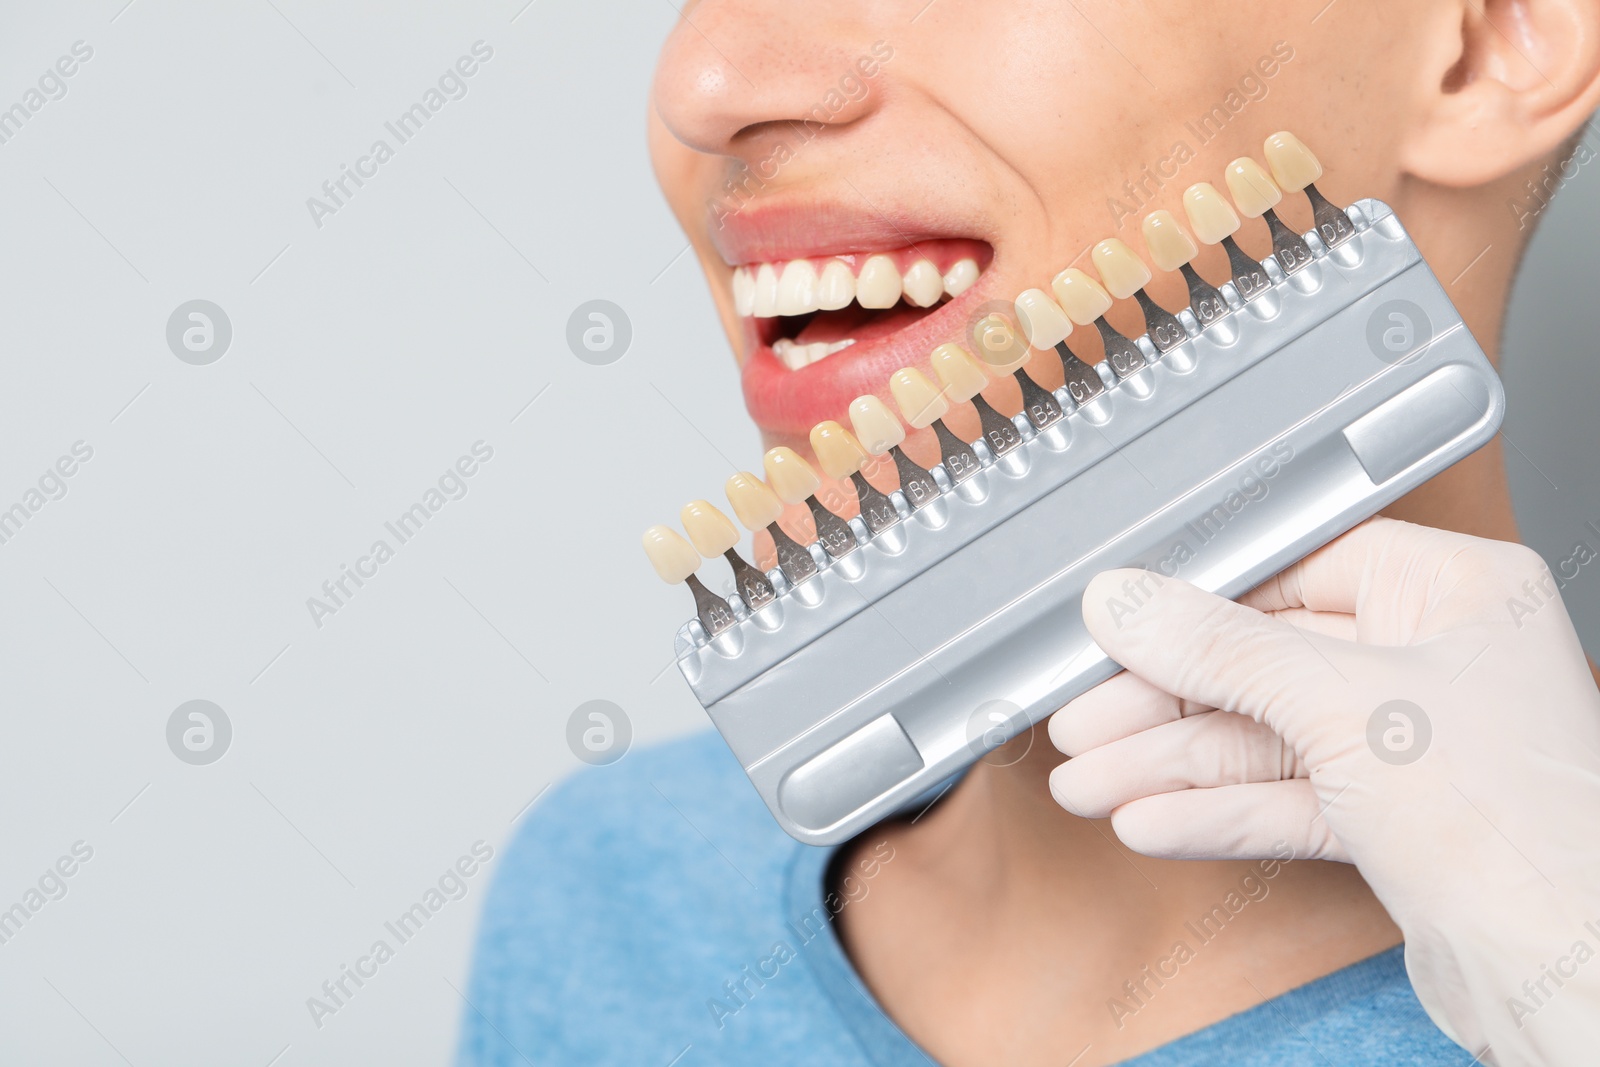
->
xmin=1107 ymin=780 xmax=1351 ymax=863
xmin=1082 ymin=569 xmax=1357 ymax=746
xmin=1050 ymin=712 xmax=1302 ymax=819
xmin=1049 ymin=671 xmax=1213 ymax=755
xmin=1244 ymin=516 xmax=1527 ymax=640
xmin=1246 ymin=516 xmax=1411 ymax=615
xmin=1247 ymin=605 xmax=1358 ymax=643
xmin=1051 ymin=608 xmax=1355 ymax=757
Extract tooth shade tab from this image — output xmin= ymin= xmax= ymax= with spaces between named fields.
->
xmin=901 ymin=260 xmax=944 ymax=308
xmin=724 ymin=471 xmax=785 ymax=530
xmin=970 ymin=314 xmax=1029 ymax=372
xmin=810 ymin=420 xmax=868 ymax=478
xmin=943 ymin=259 xmax=979 ymax=297
xmin=1014 ymin=289 xmax=1073 ymax=349
xmin=680 ymin=499 xmax=740 ymax=557
xmin=817 ymin=260 xmax=854 ymax=310
xmin=1091 ymin=239 xmax=1153 ymax=300
xmin=856 ymin=254 xmax=903 ymax=309
xmin=849 ymin=394 xmax=907 ymax=454
xmin=1264 ymin=131 xmax=1323 ymax=192
xmin=1141 ymin=210 xmax=1199 ymax=272
xmin=890 ymin=368 xmax=949 ymax=428
xmin=776 ymin=260 xmax=820 ymax=317
xmin=1182 ymin=183 xmax=1240 ymax=244
xmin=930 ymin=343 xmax=989 ymax=403
xmin=763 ymin=447 xmax=822 ymax=505
xmin=643 ymin=525 xmax=700 ymax=584
xmin=1225 ymin=157 xmax=1283 ymax=218
xmin=1051 ymin=268 xmax=1114 ymax=326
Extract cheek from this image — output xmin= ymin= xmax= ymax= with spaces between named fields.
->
xmin=647 ymin=110 xmax=707 ymax=222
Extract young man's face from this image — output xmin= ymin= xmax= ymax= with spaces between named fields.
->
xmin=647 ymin=1 xmax=1424 ymax=454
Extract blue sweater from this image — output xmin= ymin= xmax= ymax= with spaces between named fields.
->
xmin=457 ymin=731 xmax=1473 ymax=1066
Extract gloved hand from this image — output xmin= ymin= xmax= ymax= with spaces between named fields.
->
xmin=1047 ymin=517 xmax=1600 ymax=1066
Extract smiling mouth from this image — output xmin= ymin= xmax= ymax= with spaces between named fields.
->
xmin=727 ymin=234 xmax=997 ymax=437
xmin=736 ymin=240 xmax=990 ymax=369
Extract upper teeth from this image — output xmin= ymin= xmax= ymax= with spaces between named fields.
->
xmin=772 ymin=337 xmax=856 ymax=370
xmin=733 ymin=255 xmax=980 ymax=318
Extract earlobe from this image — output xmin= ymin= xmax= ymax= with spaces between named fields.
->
xmin=1400 ymin=0 xmax=1600 ymax=188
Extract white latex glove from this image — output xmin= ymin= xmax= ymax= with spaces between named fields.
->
xmin=1047 ymin=517 xmax=1600 ymax=1066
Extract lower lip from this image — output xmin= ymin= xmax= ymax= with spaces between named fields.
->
xmin=740 ymin=285 xmax=995 ymax=438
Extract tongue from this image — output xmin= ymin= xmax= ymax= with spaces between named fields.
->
xmin=792 ymin=303 xmax=935 ymax=346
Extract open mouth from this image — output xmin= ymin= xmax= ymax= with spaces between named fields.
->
xmin=731 ymin=238 xmax=997 ymax=437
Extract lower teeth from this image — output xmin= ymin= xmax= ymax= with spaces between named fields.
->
xmin=773 ymin=338 xmax=856 ymax=370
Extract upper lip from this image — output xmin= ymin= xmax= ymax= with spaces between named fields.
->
xmin=709 ymin=197 xmax=985 ymax=266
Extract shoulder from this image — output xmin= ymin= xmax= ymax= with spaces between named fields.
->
xmin=482 ymin=730 xmax=793 ymax=908
xmin=457 ymin=731 xmax=870 ymax=1067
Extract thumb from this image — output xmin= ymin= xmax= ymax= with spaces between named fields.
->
xmin=1081 ymin=569 xmax=1353 ymax=748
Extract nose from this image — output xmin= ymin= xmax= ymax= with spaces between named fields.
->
xmin=651 ymin=2 xmax=886 ymax=161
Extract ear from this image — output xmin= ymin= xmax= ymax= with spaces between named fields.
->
xmin=1402 ymin=0 xmax=1600 ymax=186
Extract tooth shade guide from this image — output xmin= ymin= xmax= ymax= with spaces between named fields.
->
xmin=1050 ymin=269 xmax=1114 ymax=327
xmin=1263 ymin=132 xmax=1322 ymax=192
xmin=846 ymin=394 xmax=940 ymax=510
xmin=763 ymin=446 xmax=822 ymax=506
xmin=642 ymin=525 xmax=735 ymax=636
xmin=679 ymin=499 xmax=776 ymax=611
xmin=1223 ymin=157 xmax=1283 ymax=219
xmin=929 ymin=343 xmax=989 ymax=403
xmin=809 ymin=420 xmax=868 ymax=479
xmin=680 ymin=499 xmax=741 ymax=557
xmin=805 ymin=496 xmax=858 ymax=559
xmin=1089 ymin=239 xmax=1152 ymax=302
xmin=1305 ymin=184 xmax=1357 ymax=248
xmin=888 ymin=367 xmax=950 ymax=429
xmin=765 ymin=517 xmax=820 ymax=585
xmin=1221 ymin=235 xmax=1272 ymax=302
xmin=849 ymin=453 xmax=902 ymax=534
xmin=930 ymin=421 xmax=980 ymax=483
xmin=847 ymin=394 xmax=907 ymax=455
xmin=1090 ymin=318 xmax=1148 ymax=380
xmin=970 ymin=314 xmax=1030 ymax=374
xmin=1139 ymin=210 xmax=1227 ymax=328
xmin=1262 ymin=133 xmax=1356 ymax=249
xmin=1131 ymin=289 xmax=1187 ymax=353
xmin=1179 ymin=262 xmax=1228 ymax=326
xmin=888 ymin=444 xmax=941 ymax=509
xmin=1013 ymin=288 xmax=1073 ymax=350
xmin=1262 ymin=207 xmax=1313 ymax=275
xmin=643 ymin=525 xmax=700 ymax=584
xmin=1181 ymin=182 xmax=1241 ymax=245
xmin=931 ymin=344 xmax=1023 ymax=456
xmin=674 ymin=199 xmax=1502 ymax=849
xmin=723 ymin=549 xmax=775 ymax=609
xmin=725 ymin=471 xmax=785 ymax=531
xmin=807 ymin=423 xmax=904 ymax=534
xmin=1053 ymin=340 xmax=1105 ymax=406
xmin=1140 ymin=210 xmax=1199 ymax=273
xmin=762 ymin=446 xmax=856 ymax=560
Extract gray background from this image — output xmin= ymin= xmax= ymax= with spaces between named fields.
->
xmin=0 ymin=3 xmax=1592 ymax=1065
